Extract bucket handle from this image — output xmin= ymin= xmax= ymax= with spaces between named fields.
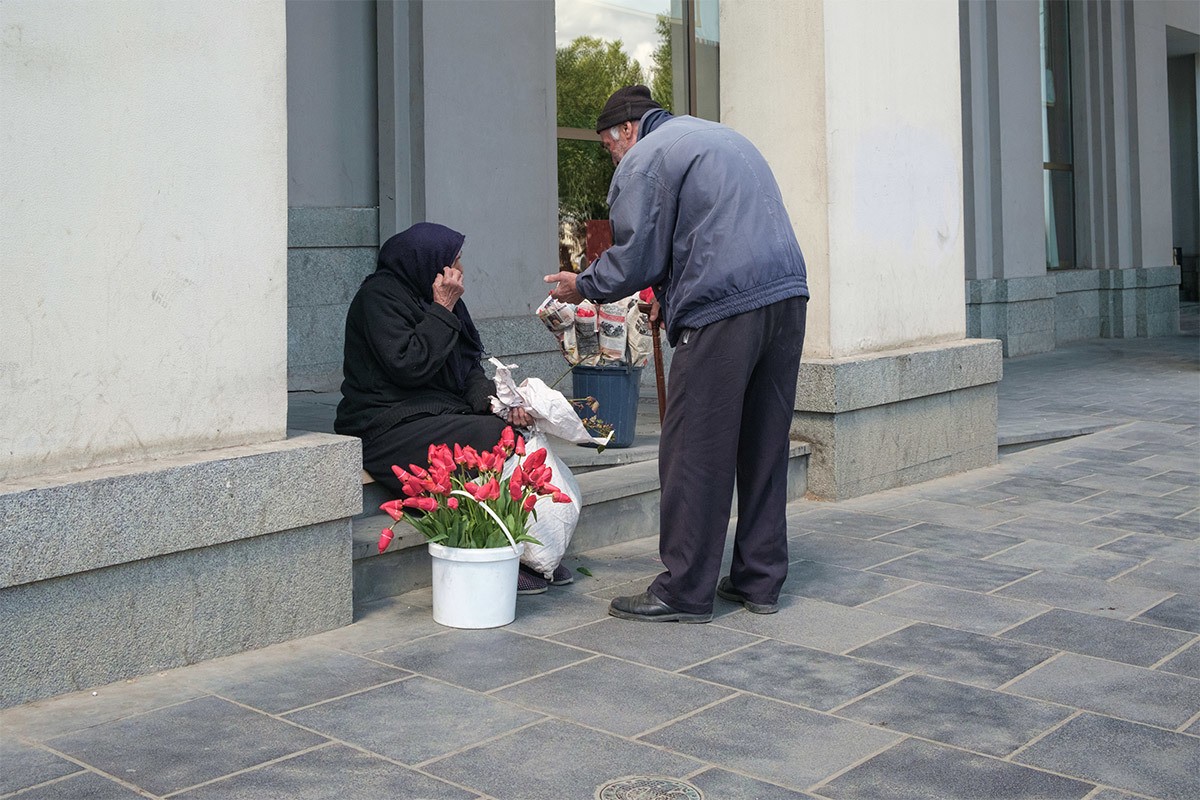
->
xmin=450 ymin=490 xmax=522 ymax=556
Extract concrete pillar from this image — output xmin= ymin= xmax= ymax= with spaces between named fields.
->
xmin=1 ymin=1 xmax=358 ymax=707
xmin=722 ymin=0 xmax=1001 ymax=499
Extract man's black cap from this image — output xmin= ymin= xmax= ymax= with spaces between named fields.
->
xmin=595 ymin=85 xmax=662 ymax=133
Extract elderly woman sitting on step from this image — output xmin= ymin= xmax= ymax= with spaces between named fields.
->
xmin=335 ymin=222 xmax=570 ymax=594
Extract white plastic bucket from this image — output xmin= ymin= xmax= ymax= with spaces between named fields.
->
xmin=428 ymin=541 xmax=524 ymax=629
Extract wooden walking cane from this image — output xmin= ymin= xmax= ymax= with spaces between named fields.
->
xmin=637 ymin=291 xmax=667 ymax=424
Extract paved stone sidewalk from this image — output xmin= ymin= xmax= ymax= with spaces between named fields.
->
xmin=3 ymin=323 xmax=1197 ymax=800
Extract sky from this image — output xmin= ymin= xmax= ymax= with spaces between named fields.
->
xmin=555 ymin=0 xmax=674 ymax=77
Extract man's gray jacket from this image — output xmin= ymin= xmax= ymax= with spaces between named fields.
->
xmin=576 ymin=113 xmax=809 ymax=347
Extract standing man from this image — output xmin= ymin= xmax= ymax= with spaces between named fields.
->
xmin=545 ymin=85 xmax=809 ymax=622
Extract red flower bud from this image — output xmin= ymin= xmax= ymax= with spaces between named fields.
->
xmin=447 ymin=497 xmax=459 ymax=510
xmin=499 ymin=426 xmax=515 ymax=453
xmin=523 ymin=494 xmax=538 ymax=512
xmin=552 ymin=491 xmax=571 ymax=504
xmin=523 ymin=448 xmax=547 ymax=471
xmin=509 ymin=475 xmax=523 ymax=502
xmin=379 ymin=500 xmax=405 ymax=521
xmin=515 ymin=435 xmax=526 ymax=456
xmin=378 ymin=527 xmax=394 ymax=553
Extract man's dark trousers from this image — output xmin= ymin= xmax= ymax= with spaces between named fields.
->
xmin=650 ymin=295 xmax=807 ymax=614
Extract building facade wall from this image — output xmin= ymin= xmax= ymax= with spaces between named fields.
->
xmin=1 ymin=0 xmax=289 ymax=481
xmin=961 ymin=0 xmax=1192 ymax=355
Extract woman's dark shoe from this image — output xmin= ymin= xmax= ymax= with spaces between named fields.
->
xmin=517 ymin=565 xmax=548 ymax=595
xmin=715 ymin=577 xmax=778 ymax=614
xmin=608 ymin=591 xmax=712 ymax=623
xmin=550 ymin=563 xmax=574 ymax=586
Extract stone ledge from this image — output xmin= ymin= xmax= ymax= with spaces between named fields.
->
xmin=0 ymin=432 xmax=362 ymax=589
xmin=966 ymin=275 xmax=1056 ymax=304
xmin=1054 ymin=269 xmax=1102 ymax=293
xmin=795 ymin=339 xmax=1003 ymax=414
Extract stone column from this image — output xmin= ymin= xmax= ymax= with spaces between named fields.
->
xmin=1 ymin=1 xmax=359 ymax=707
xmin=722 ymin=0 xmax=1001 ymax=499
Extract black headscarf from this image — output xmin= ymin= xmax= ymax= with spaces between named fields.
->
xmin=373 ymin=222 xmax=485 ymax=392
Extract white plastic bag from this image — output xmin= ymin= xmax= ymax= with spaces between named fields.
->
xmin=502 ymin=432 xmax=581 ymax=577
xmin=488 ymin=358 xmax=612 ymax=447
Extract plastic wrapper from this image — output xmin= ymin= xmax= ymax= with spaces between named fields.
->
xmin=626 ymin=300 xmax=651 ymax=367
xmin=536 ymin=295 xmax=579 ymax=364
xmin=488 ymin=358 xmax=612 ymax=447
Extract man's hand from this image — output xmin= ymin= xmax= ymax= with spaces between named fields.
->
xmin=648 ymin=298 xmax=663 ymax=329
xmin=433 ymin=267 xmax=465 ymax=310
xmin=544 ymin=271 xmax=584 ymax=305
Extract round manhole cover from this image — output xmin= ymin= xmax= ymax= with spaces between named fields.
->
xmin=596 ymin=776 xmax=703 ymax=800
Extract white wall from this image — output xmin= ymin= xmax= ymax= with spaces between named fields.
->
xmin=0 ymin=1 xmax=288 ymax=481
xmin=723 ymin=0 xmax=966 ymax=359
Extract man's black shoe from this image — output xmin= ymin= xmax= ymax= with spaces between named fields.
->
xmin=608 ymin=591 xmax=712 ymax=623
xmin=715 ymin=577 xmax=779 ymax=614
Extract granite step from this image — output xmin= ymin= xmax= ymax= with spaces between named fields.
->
xmin=351 ymin=440 xmax=811 ymax=605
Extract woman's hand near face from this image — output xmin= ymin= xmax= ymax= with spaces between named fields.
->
xmin=433 ymin=267 xmax=465 ymax=310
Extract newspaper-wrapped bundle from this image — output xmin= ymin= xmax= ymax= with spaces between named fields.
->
xmin=488 ymin=358 xmax=612 ymax=447
xmin=537 ymin=293 xmax=650 ymax=368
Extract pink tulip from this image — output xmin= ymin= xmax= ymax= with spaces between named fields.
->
xmin=378 ymin=527 xmax=394 ymax=552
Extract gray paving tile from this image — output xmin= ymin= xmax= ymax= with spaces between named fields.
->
xmin=505 ymin=590 xmax=613 ymax=635
xmin=549 ymin=617 xmax=762 ymax=670
xmin=186 ymin=642 xmax=408 ymax=714
xmin=986 ymin=516 xmax=1127 ymax=548
xmin=284 ymin=677 xmax=540 ymax=765
xmin=1085 ymin=791 xmax=1141 ymax=800
xmin=1114 ymin=560 xmax=1200 ymax=595
xmin=8 ymin=771 xmax=147 ymax=799
xmin=0 ymin=671 xmax=206 ymax=741
xmin=1068 ymin=473 xmax=1198 ymax=497
xmin=984 ymin=477 xmax=1104 ymax=503
xmin=1100 ymin=533 xmax=1200 ymax=564
xmin=682 ymin=639 xmax=902 ymax=711
xmin=982 ymin=496 xmax=1112 ymax=525
xmin=859 ymin=584 xmax=1048 ymax=635
xmin=786 ymin=532 xmax=915 ymax=569
xmin=879 ymin=499 xmax=1021 ymax=530
xmin=1088 ymin=510 xmax=1200 ymax=539
xmin=817 ymin=738 xmax=1093 ymax=800
xmin=788 ymin=509 xmax=914 ymax=538
xmin=869 ymin=551 xmax=1034 ymax=592
xmin=1150 ymin=469 xmax=1199 ymax=487
xmin=836 ymin=674 xmax=1072 ymax=757
xmin=1077 ymin=489 xmax=1200 ymax=518
xmin=374 ymin=629 xmax=591 ymax=691
xmin=424 ymin=718 xmax=702 ymax=800
xmin=305 ymin=595 xmax=446 ymax=654
xmin=494 ymin=655 xmax=731 ymax=736
xmin=1059 ymin=445 xmax=1162 ymax=464
xmin=874 ymin=522 xmax=1023 ymax=558
xmin=1136 ymin=594 xmax=1200 ymax=633
xmin=995 ymin=571 xmax=1172 ymax=619
xmin=1158 ymin=642 xmax=1200 ymax=680
xmin=0 ymin=737 xmax=81 ymax=794
xmin=847 ymin=623 xmax=1055 ymax=688
xmin=557 ymin=552 xmax=665 ymax=595
xmin=690 ymin=767 xmax=817 ymax=799
xmin=1007 ymin=652 xmax=1200 ymax=728
xmin=46 ymin=695 xmax=328 ymax=796
xmin=986 ymin=539 xmax=1145 ymax=579
xmin=175 ymin=743 xmax=479 ymax=799
xmin=641 ymin=693 xmax=897 ymax=791
xmin=1015 ymin=713 xmax=1200 ymax=800
xmin=1001 ymin=608 xmax=1195 ymax=666
xmin=713 ymin=594 xmax=909 ymax=654
xmin=781 ymin=560 xmax=914 ymax=607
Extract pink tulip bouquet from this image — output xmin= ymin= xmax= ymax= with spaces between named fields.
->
xmin=377 ymin=426 xmax=572 ymax=551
